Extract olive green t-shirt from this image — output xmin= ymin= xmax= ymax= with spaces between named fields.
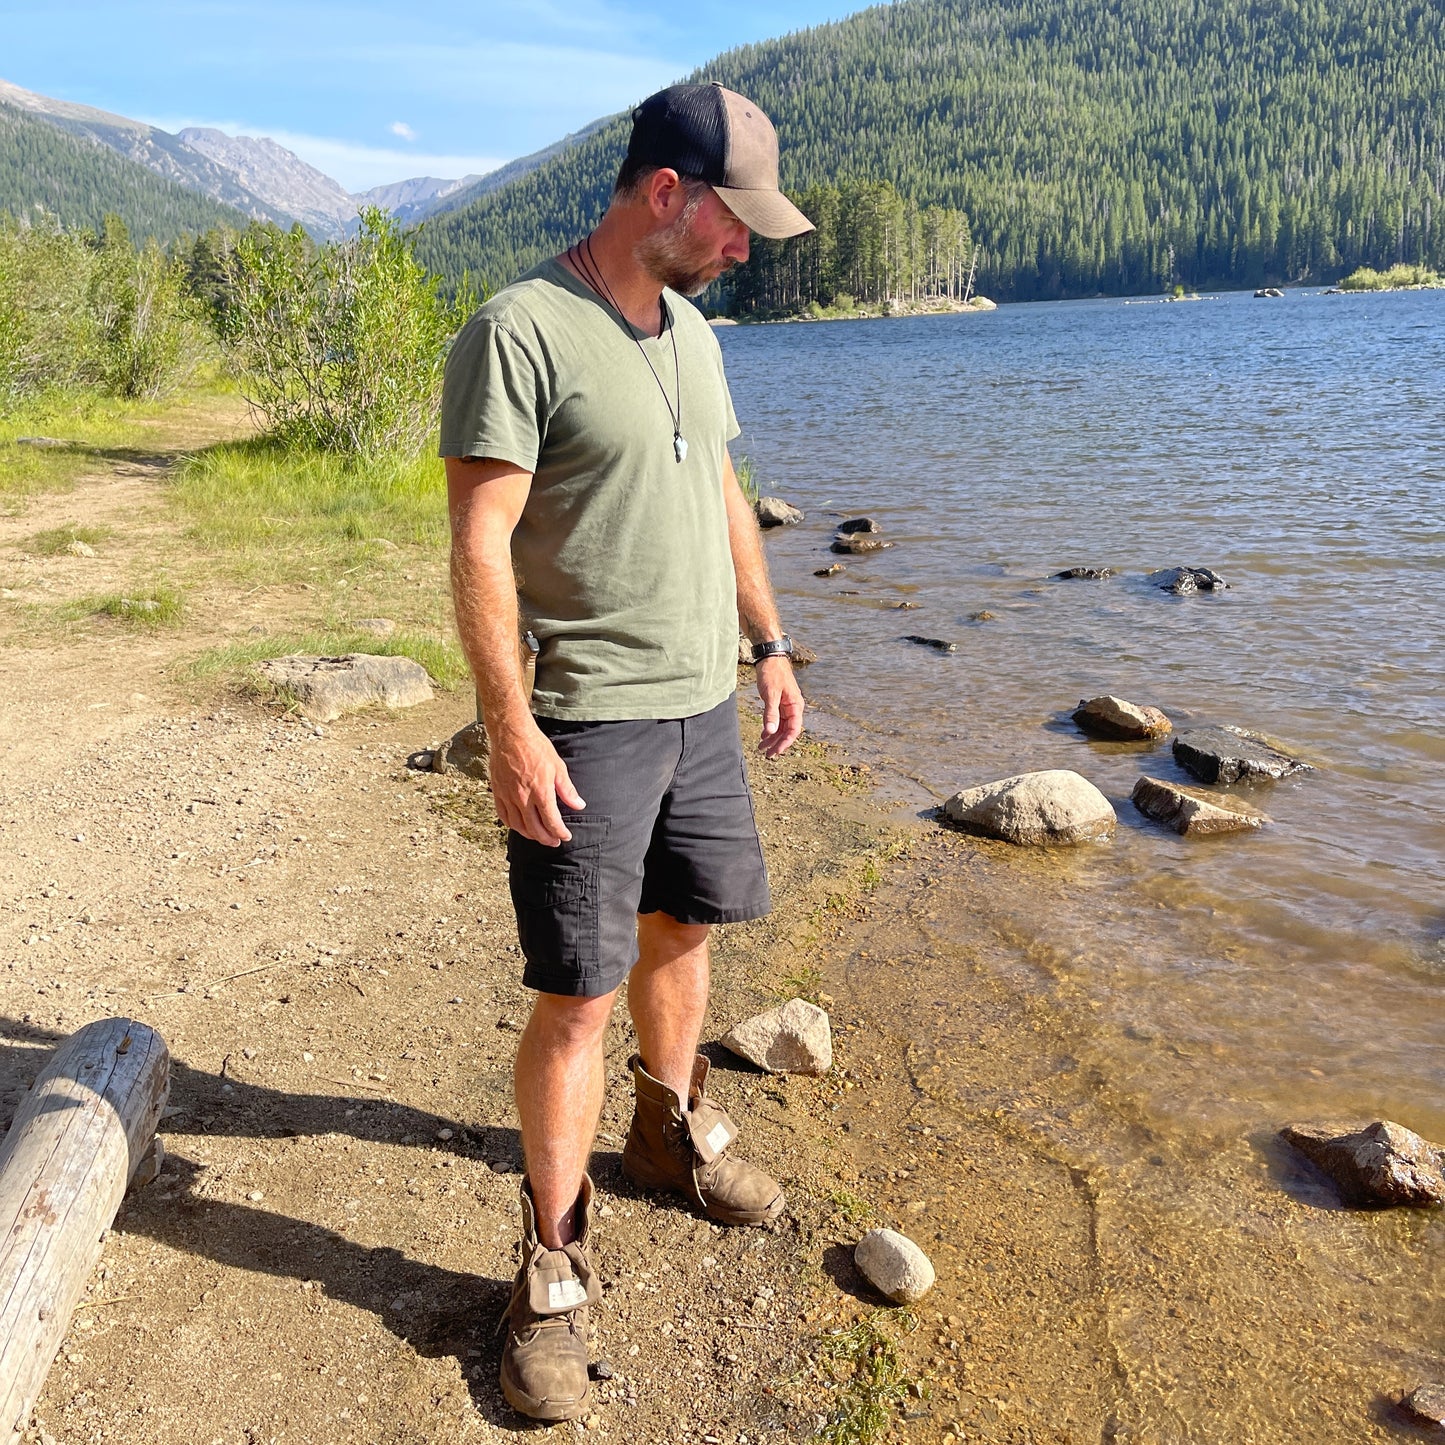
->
xmin=440 ymin=258 xmax=742 ymax=721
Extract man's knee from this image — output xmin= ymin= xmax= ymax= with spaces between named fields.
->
xmin=637 ymin=910 xmax=711 ymax=951
xmin=524 ymin=988 xmax=617 ymax=1052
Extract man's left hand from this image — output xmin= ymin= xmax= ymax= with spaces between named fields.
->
xmin=756 ymin=656 xmax=804 ymax=758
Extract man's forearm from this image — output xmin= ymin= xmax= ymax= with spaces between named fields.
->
xmin=723 ymin=462 xmax=784 ymax=642
xmin=450 ymin=538 xmax=533 ymax=737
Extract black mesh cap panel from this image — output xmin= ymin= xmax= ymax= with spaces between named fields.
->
xmin=625 ymin=83 xmax=729 ymax=185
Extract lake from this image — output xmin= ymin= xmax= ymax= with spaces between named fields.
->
xmin=718 ymin=289 xmax=1445 ymax=1439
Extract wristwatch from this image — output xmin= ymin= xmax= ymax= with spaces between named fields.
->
xmin=750 ymin=634 xmax=794 ymax=664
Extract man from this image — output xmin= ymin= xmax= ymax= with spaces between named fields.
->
xmin=439 ymin=82 xmax=814 ymax=1421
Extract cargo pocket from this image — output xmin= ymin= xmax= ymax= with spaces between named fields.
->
xmin=507 ymin=816 xmax=610 ymax=978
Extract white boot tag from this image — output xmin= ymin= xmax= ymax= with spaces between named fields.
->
xmin=548 ymin=1278 xmax=588 ymax=1310
xmin=705 ymin=1120 xmax=733 ymax=1154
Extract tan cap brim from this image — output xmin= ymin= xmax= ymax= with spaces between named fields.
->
xmin=712 ymin=185 xmax=815 ymax=240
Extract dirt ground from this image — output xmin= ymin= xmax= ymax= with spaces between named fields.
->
xmin=0 ymin=416 xmax=946 ymax=1445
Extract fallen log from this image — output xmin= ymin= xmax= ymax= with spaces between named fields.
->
xmin=1 ymin=1018 xmax=169 ymax=1441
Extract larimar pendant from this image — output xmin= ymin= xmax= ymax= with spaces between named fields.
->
xmin=673 ymin=433 xmax=688 ymax=464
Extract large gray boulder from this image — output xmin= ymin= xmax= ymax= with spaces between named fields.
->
xmin=1280 ymin=1120 xmax=1445 ymax=1207
xmin=1131 ymin=776 xmax=1269 ymax=836
xmin=755 ymin=496 xmax=804 ymax=528
xmin=256 ymin=653 xmax=433 ymax=723
xmin=1073 ymin=695 xmax=1172 ymax=740
xmin=722 ymin=998 xmax=832 ymax=1075
xmin=1173 ymin=726 xmax=1309 ymax=784
xmin=855 ymin=1229 xmax=935 ymax=1304
xmin=944 ymin=769 xmax=1116 ymax=845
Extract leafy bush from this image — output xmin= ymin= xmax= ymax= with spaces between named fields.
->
xmin=1338 ymin=263 xmax=1443 ymax=291
xmin=0 ymin=213 xmax=211 ymax=411
xmin=0 ymin=216 xmax=96 ymax=404
xmin=88 ymin=218 xmax=211 ymax=399
xmin=218 ymin=210 xmax=474 ymax=457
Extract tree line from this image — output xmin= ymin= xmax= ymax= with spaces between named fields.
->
xmin=412 ymin=0 xmax=1445 ymax=302
xmin=722 ymin=180 xmax=973 ymax=316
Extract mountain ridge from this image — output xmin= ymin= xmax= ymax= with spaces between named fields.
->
xmin=412 ymin=0 xmax=1445 ymax=301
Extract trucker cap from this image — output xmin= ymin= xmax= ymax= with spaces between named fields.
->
xmin=625 ymin=82 xmax=815 ymax=240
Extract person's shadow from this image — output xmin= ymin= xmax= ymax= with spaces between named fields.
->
xmin=1 ymin=1016 xmax=540 ymax=1426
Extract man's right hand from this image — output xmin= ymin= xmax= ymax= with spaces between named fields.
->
xmin=487 ymin=718 xmax=586 ymax=846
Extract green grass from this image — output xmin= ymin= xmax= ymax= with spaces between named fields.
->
xmin=23 ymin=523 xmax=113 ymax=556
xmin=58 ymin=587 xmax=184 ymax=627
xmin=0 ymin=392 xmax=172 ymax=503
xmin=172 ymin=437 xmax=447 ymax=556
xmin=816 ymin=1311 xmax=922 ymax=1445
xmin=1338 ymin=263 xmax=1444 ymax=291
xmin=179 ymin=629 xmax=469 ymax=690
xmin=735 ymin=453 xmax=762 ymax=507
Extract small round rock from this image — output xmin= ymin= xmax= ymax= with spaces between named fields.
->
xmin=855 ymin=1227 xmax=935 ymax=1303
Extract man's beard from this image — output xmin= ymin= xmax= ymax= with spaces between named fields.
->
xmin=636 ymin=194 xmax=735 ymax=297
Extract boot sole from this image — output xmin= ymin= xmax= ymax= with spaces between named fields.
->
xmin=500 ymin=1371 xmax=590 ymax=1422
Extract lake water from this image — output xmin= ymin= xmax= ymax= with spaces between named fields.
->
xmin=718 ymin=290 xmax=1445 ymax=1440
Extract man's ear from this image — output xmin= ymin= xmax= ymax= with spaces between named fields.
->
xmin=646 ymin=167 xmax=685 ymax=222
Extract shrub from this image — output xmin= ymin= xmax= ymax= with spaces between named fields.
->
xmin=218 ymin=210 xmax=474 ymax=457
xmin=0 ymin=216 xmax=95 ymax=406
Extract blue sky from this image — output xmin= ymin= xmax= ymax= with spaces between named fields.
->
xmin=2 ymin=0 xmax=855 ymax=191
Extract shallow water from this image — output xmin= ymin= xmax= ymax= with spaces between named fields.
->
xmin=718 ymin=290 xmax=1445 ymax=1438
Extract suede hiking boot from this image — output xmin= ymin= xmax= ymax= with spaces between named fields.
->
xmin=621 ymin=1052 xmax=785 ymax=1226
xmin=499 ymin=1174 xmax=601 ymax=1421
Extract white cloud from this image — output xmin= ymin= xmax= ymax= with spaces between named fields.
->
xmin=389 ymin=120 xmax=417 ymax=141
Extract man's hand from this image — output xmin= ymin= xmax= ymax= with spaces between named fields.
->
xmin=755 ymin=656 xmax=804 ymax=758
xmin=487 ymin=716 xmax=586 ymax=846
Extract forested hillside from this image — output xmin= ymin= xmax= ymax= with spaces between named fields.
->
xmin=414 ymin=0 xmax=1445 ymax=303
xmin=1 ymin=103 xmax=250 ymax=242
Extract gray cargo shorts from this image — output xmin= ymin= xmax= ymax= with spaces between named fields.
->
xmin=506 ymin=696 xmax=771 ymax=997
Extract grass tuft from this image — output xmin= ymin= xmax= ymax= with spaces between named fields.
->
xmin=172 ymin=437 xmax=446 ymax=554
xmin=59 ymin=588 xmax=184 ymax=627
xmin=816 ymin=1311 xmax=922 ymax=1445
xmin=24 ymin=523 xmax=113 ymax=556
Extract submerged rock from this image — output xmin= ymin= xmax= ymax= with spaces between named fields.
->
xmin=968 ymin=610 xmax=998 ymax=622
xmin=1279 ymin=1120 xmax=1445 ymax=1207
xmin=1173 ymin=726 xmax=1309 ymax=784
xmin=256 ymin=653 xmax=433 ymax=723
xmin=835 ymin=516 xmax=882 ymax=535
xmin=814 ymin=562 xmax=845 ymax=577
xmin=831 ymin=534 xmax=893 ymax=554
xmin=722 ymin=998 xmax=832 ymax=1075
xmin=1149 ymin=566 xmax=1229 ymax=594
xmin=944 ymin=769 xmax=1116 ymax=845
xmin=1073 ymin=695 xmax=1173 ymax=741
xmin=755 ymin=496 xmax=804 ymax=528
xmin=1055 ymin=566 xmax=1117 ymax=580
xmin=431 ymin=720 xmax=490 ymax=781
xmin=903 ymin=635 xmax=956 ymax=653
xmin=1403 ymin=1385 xmax=1445 ymax=1428
xmin=1131 ymin=776 xmax=1269 ymax=835
xmin=855 ymin=1229 xmax=935 ymax=1304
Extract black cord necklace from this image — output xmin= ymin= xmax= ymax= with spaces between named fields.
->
xmin=570 ymin=234 xmax=687 ymax=463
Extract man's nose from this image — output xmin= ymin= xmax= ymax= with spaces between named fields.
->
xmin=726 ymin=225 xmax=750 ymax=264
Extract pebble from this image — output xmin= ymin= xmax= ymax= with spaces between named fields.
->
xmin=436 ymin=1128 xmax=454 ymax=1141
xmin=247 ymin=1191 xmax=264 ymax=1202
xmin=855 ymin=1228 xmax=936 ymax=1303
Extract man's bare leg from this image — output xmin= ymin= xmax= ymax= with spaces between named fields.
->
xmin=628 ymin=912 xmax=712 ymax=1104
xmin=514 ymin=989 xmax=617 ymax=1248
